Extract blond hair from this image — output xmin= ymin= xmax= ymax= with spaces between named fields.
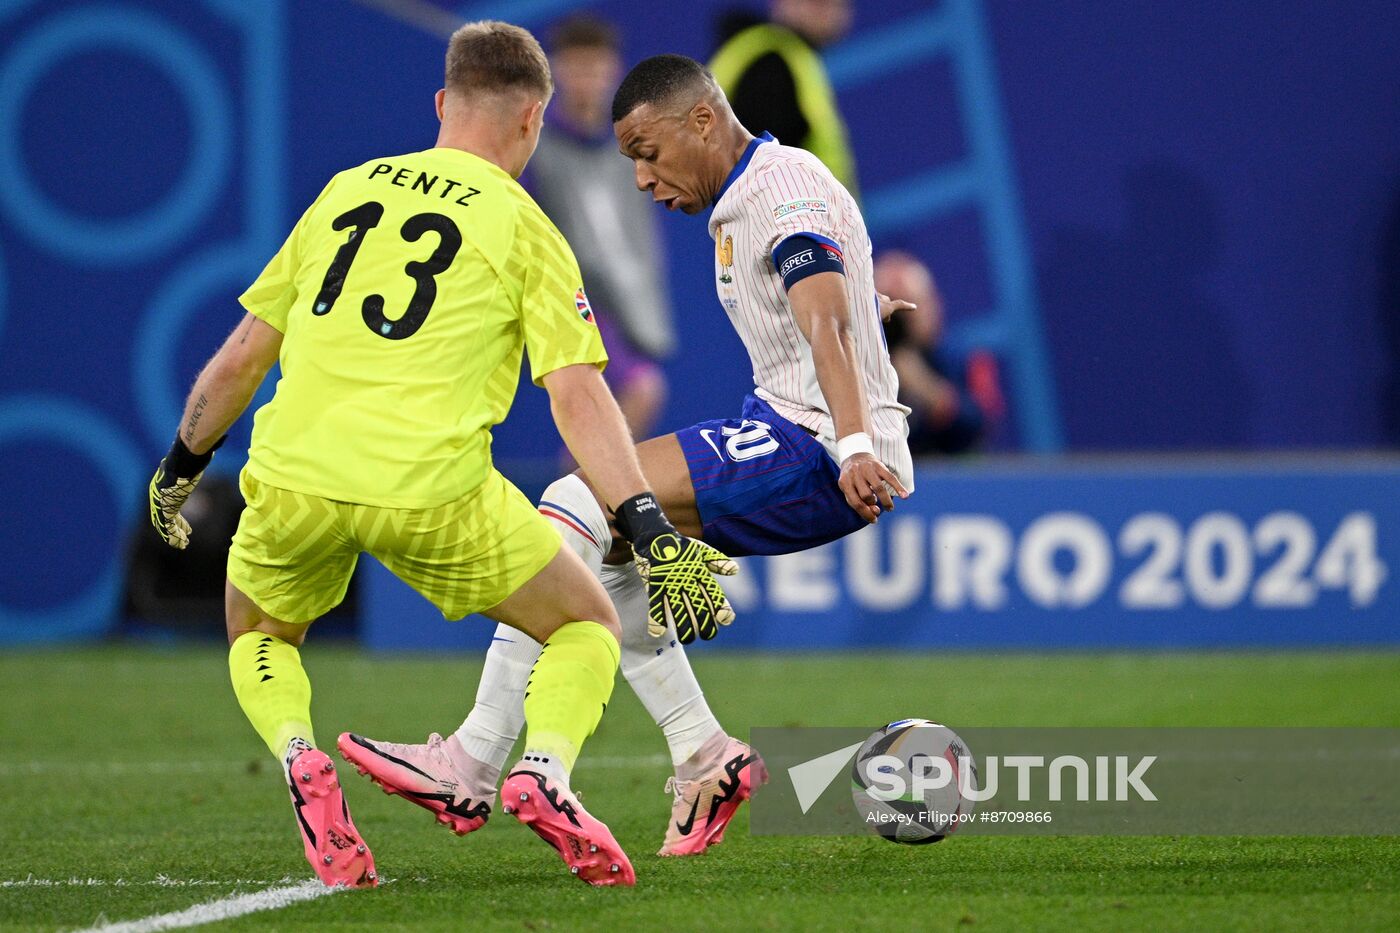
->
xmin=445 ymin=20 xmax=552 ymax=99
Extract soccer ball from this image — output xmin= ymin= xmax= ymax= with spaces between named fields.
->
xmin=849 ymin=719 xmax=977 ymax=845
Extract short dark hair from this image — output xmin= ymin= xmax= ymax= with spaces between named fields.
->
xmin=547 ymin=14 xmax=620 ymax=54
xmin=611 ymin=54 xmax=712 ymax=123
xmin=446 ymin=20 xmax=552 ymax=99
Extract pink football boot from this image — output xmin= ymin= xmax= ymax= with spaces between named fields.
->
xmin=338 ymin=732 xmax=493 ymax=836
xmin=501 ymin=770 xmax=636 ymax=886
xmin=286 ymin=748 xmax=377 ymax=887
xmin=658 ymin=738 xmax=767 ymax=857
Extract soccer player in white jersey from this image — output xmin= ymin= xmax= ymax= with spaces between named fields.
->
xmin=343 ymin=53 xmax=913 ymax=857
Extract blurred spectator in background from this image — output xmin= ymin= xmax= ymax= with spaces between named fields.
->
xmin=876 ymin=252 xmax=1006 ymax=455
xmin=711 ymin=0 xmax=858 ymax=194
xmin=528 ymin=14 xmax=674 ymax=437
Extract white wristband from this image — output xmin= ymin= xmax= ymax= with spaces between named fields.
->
xmin=836 ymin=432 xmax=875 ymax=464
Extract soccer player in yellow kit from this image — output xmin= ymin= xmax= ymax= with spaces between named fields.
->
xmin=146 ymin=22 xmax=733 ymax=889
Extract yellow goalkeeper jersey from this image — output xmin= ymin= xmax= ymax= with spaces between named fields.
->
xmin=238 ymin=147 xmax=606 ymax=508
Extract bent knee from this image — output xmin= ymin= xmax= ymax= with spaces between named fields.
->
xmin=531 ymin=606 xmax=620 ymax=645
xmin=585 ymin=599 xmax=621 ymax=641
xmin=225 ymin=580 xmax=308 ymax=647
xmin=226 ymin=618 xmax=309 ymax=648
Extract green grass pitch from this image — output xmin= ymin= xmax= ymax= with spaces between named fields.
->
xmin=2 ymin=647 xmax=1398 ymax=931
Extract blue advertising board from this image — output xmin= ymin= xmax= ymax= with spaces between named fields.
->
xmin=362 ymin=459 xmax=1400 ymax=651
xmin=4 ymin=1 xmax=1400 ymax=644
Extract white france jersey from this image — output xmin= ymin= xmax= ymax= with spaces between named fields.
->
xmin=708 ymin=134 xmax=914 ymax=491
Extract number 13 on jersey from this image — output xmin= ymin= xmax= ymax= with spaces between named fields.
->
xmin=312 ymin=200 xmax=463 ymax=340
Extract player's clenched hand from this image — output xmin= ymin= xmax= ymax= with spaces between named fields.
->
xmin=613 ymin=492 xmax=739 ymax=644
xmin=148 ymin=435 xmax=223 ymax=549
xmin=839 ymin=452 xmax=909 ymax=523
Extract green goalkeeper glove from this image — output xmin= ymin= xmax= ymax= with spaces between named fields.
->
xmin=614 ymin=492 xmax=738 ymax=644
xmin=148 ymin=435 xmax=223 ymax=549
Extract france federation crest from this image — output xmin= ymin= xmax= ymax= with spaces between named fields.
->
xmin=575 ymin=287 xmax=595 ymax=323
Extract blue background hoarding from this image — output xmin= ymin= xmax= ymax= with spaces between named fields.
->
xmin=363 ymin=460 xmax=1400 ymax=650
xmin=2 ymin=0 xmax=1398 ymax=643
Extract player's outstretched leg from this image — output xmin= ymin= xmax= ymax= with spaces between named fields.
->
xmin=488 ymin=546 xmax=635 ymax=886
xmin=227 ymin=586 xmax=376 ymax=888
xmin=455 ymin=463 xmax=766 ymax=856
xmin=446 ymin=475 xmax=600 ymax=782
xmin=337 ymin=730 xmax=494 ymax=836
xmin=597 ymin=559 xmax=768 ymax=855
xmin=337 ymin=618 xmax=539 ymax=838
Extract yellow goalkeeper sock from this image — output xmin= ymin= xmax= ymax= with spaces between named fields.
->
xmin=520 ymin=621 xmax=620 ymax=778
xmin=229 ymin=631 xmax=316 ymax=760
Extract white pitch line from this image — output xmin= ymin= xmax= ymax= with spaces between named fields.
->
xmin=73 ymin=880 xmax=337 ymax=933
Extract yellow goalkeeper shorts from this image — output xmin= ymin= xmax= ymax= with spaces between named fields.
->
xmin=227 ymin=467 xmax=561 ymax=624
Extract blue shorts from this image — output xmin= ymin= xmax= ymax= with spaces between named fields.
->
xmin=676 ymin=395 xmax=867 ymax=557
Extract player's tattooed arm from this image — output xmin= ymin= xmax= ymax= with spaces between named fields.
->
xmin=177 ymin=313 xmax=283 ymax=454
xmin=151 ymin=312 xmax=282 ymax=548
xmin=788 ymin=271 xmax=910 ymax=523
xmin=182 ymin=393 xmax=209 ymax=446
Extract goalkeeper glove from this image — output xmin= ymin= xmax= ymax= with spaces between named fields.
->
xmin=149 ymin=434 xmax=224 ymax=549
xmin=614 ymin=492 xmax=738 ymax=644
